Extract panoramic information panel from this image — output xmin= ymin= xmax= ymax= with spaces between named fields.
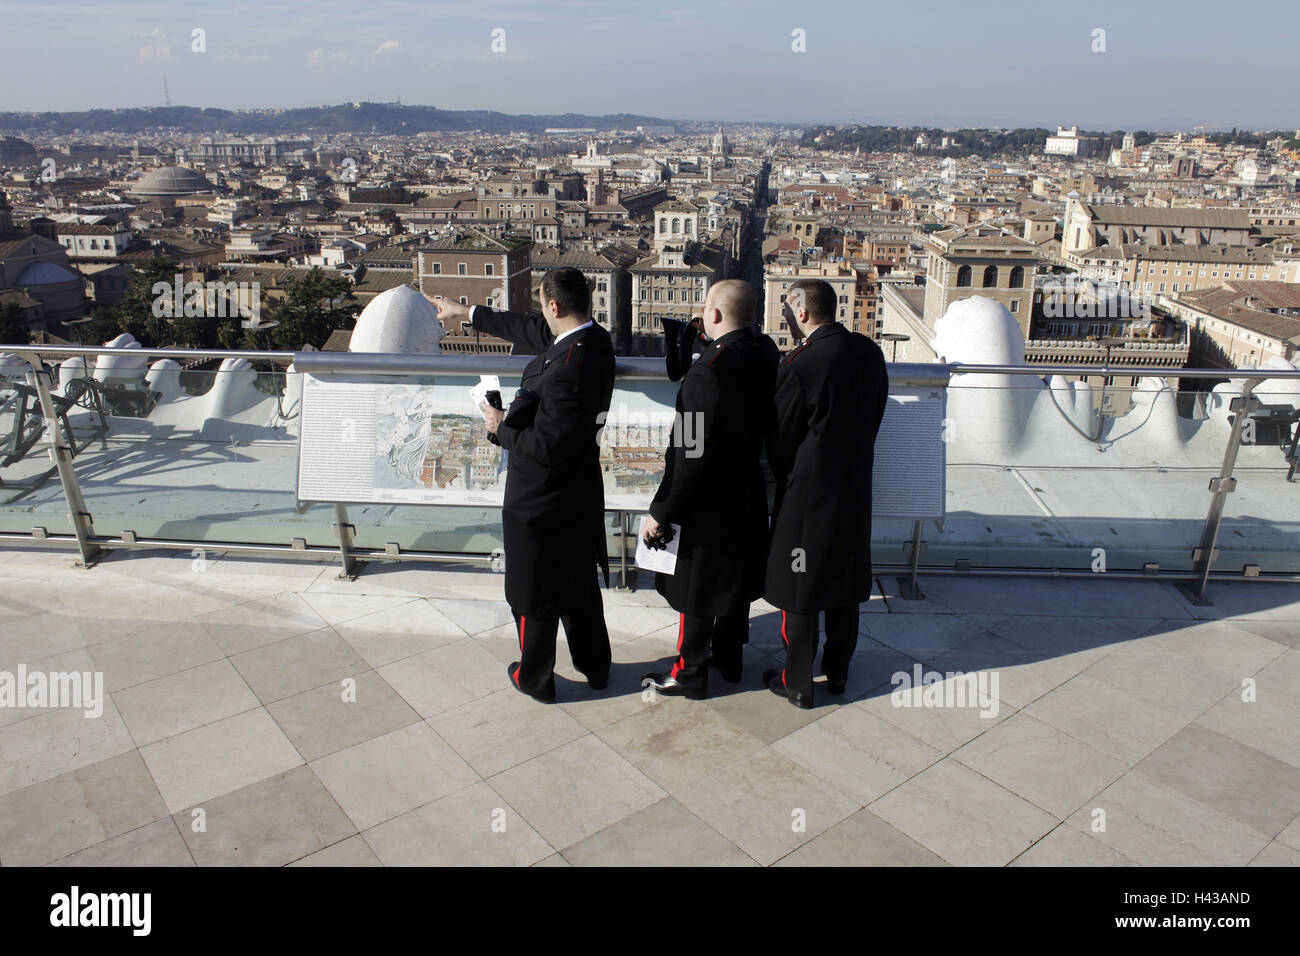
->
xmin=872 ymin=388 xmax=947 ymax=520
xmin=299 ymin=372 xmax=946 ymax=520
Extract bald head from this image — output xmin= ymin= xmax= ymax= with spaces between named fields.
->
xmin=706 ymin=279 xmax=755 ymax=333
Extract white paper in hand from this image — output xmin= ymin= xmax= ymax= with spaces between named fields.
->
xmin=635 ymin=515 xmax=680 ymax=575
xmin=469 ymin=375 xmax=502 ymax=421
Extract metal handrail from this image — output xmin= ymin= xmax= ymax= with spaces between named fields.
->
xmin=5 ymin=345 xmax=1294 ymax=379
xmin=2 ymin=343 xmax=1296 ymax=381
xmin=947 ymin=362 xmax=1300 ymax=380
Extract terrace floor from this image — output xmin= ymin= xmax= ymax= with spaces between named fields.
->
xmin=1 ymin=544 xmax=1298 ymax=867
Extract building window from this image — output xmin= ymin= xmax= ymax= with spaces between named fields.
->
xmin=956 ymin=265 xmax=972 ymax=287
xmin=1010 ymin=299 xmax=1020 ymax=313
xmin=458 ymin=263 xmax=467 ymax=275
xmin=485 ymin=264 xmax=494 ymax=276
xmin=458 ymin=296 xmax=468 ymax=304
xmin=659 ymin=218 xmax=667 ymax=233
xmin=1009 ymin=266 xmax=1024 ymax=288
xmin=982 ymin=266 xmax=998 ymax=288
xmin=672 ymin=218 xmax=680 ymax=233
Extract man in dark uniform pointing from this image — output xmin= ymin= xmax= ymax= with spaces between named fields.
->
xmin=763 ymin=279 xmax=888 ymax=708
xmin=428 ymin=268 xmax=615 ymax=703
xmin=642 ymin=279 xmax=779 ymax=699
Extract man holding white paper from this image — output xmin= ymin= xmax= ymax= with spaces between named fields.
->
xmin=427 ymin=269 xmax=614 ymax=703
xmin=642 ymin=280 xmax=779 ymax=699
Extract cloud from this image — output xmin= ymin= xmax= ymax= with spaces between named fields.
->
xmin=138 ymin=26 xmax=174 ymax=64
xmin=217 ymin=52 xmax=271 ymax=64
xmin=308 ymin=48 xmax=352 ymax=71
xmin=369 ymin=40 xmax=401 ymax=63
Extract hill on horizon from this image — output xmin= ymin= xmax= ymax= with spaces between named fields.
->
xmin=0 ymin=102 xmax=687 ymax=136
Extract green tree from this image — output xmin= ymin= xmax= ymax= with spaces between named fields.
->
xmin=115 ymin=258 xmax=182 ymax=346
xmin=77 ymin=302 xmax=127 ymax=345
xmin=264 ymin=269 xmax=356 ymax=351
xmin=0 ymin=301 xmax=31 ymax=346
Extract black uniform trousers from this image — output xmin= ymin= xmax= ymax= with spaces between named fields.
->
xmin=779 ymin=605 xmax=859 ymax=698
xmin=511 ymin=570 xmax=611 ymax=699
xmin=669 ymin=610 xmax=747 ymax=691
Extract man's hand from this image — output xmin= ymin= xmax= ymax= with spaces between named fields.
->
xmin=481 ymin=403 xmax=504 ymax=435
xmin=427 ymin=295 xmax=469 ymax=324
xmin=643 ymin=515 xmax=661 ymax=543
xmin=782 ymin=299 xmax=805 ymax=342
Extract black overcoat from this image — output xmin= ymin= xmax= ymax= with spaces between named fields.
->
xmin=648 ymin=326 xmax=779 ymax=617
xmin=763 ymin=322 xmax=888 ymax=614
xmin=471 ymin=308 xmax=615 ymax=619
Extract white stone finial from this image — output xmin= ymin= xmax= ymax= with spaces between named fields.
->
xmin=349 ymin=285 xmax=445 ymax=354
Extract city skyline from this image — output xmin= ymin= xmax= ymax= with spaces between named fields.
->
xmin=1 ymin=0 xmax=1297 ymax=129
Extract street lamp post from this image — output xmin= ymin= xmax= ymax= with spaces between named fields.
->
xmin=881 ymin=332 xmax=910 ymax=363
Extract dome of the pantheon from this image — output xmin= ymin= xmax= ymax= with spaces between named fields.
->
xmin=130 ymin=166 xmax=215 ymax=197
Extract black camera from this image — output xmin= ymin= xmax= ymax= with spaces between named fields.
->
xmin=643 ymin=522 xmax=676 ymax=551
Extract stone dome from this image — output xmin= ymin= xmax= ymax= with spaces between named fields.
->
xmin=932 ymin=295 xmax=1025 ymax=367
xmin=15 ymin=260 xmax=80 ymax=286
xmin=131 ymin=166 xmax=215 ymax=197
xmin=349 ymin=285 xmax=445 ymax=354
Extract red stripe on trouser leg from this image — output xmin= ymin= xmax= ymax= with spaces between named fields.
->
xmin=670 ymin=612 xmax=685 ymax=678
xmin=780 ymin=611 xmax=787 ymax=688
xmin=514 ymin=616 xmax=525 ymax=686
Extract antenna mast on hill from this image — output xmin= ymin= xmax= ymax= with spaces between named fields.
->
xmin=163 ymin=73 xmax=172 ymax=107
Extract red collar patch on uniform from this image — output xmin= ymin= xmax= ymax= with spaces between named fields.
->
xmin=787 ymin=341 xmax=811 ymax=362
xmin=707 ymin=343 xmax=727 ymax=365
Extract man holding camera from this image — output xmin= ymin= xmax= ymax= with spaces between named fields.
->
xmin=641 ymin=280 xmax=779 ymax=700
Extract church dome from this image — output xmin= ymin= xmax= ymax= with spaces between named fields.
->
xmin=15 ymin=260 xmax=80 ymax=286
xmin=131 ymin=166 xmax=215 ymax=197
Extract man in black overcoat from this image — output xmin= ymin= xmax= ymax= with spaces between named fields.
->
xmin=429 ymin=268 xmax=615 ymax=703
xmin=763 ymin=279 xmax=889 ymax=708
xmin=642 ymin=280 xmax=779 ymax=700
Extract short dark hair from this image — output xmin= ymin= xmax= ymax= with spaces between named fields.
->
xmin=541 ymin=267 xmax=590 ymax=319
xmin=790 ymin=278 xmax=836 ymax=324
xmin=710 ymin=279 xmax=755 ymax=328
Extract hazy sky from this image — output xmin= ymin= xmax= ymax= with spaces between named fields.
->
xmin=1 ymin=0 xmax=1296 ymax=130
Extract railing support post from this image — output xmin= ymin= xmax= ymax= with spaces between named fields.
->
xmin=1180 ymin=379 xmax=1262 ymax=606
xmin=615 ymin=511 xmax=632 ymax=591
xmin=20 ymin=355 xmax=102 ymax=567
xmin=897 ymin=518 xmax=926 ymax=600
xmin=333 ymin=502 xmax=362 ymax=579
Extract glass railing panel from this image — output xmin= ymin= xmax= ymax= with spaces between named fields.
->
xmin=0 ymin=361 xmax=76 ymax=536
xmin=1217 ymin=375 xmax=1300 ymax=573
xmin=52 ymin=360 xmax=325 ymax=546
xmin=8 ymin=348 xmax=1297 ymax=580
xmin=932 ymin=369 xmax=1231 ymax=572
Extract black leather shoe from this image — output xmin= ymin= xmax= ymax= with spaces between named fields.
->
xmin=508 ymin=662 xmax=555 ymax=703
xmin=826 ymin=677 xmax=847 ymax=696
xmin=642 ymin=671 xmax=706 ymax=700
xmin=763 ymin=669 xmax=812 ymax=709
xmin=708 ymin=659 xmax=742 ymax=683
xmin=584 ymin=671 xmax=609 ymax=691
